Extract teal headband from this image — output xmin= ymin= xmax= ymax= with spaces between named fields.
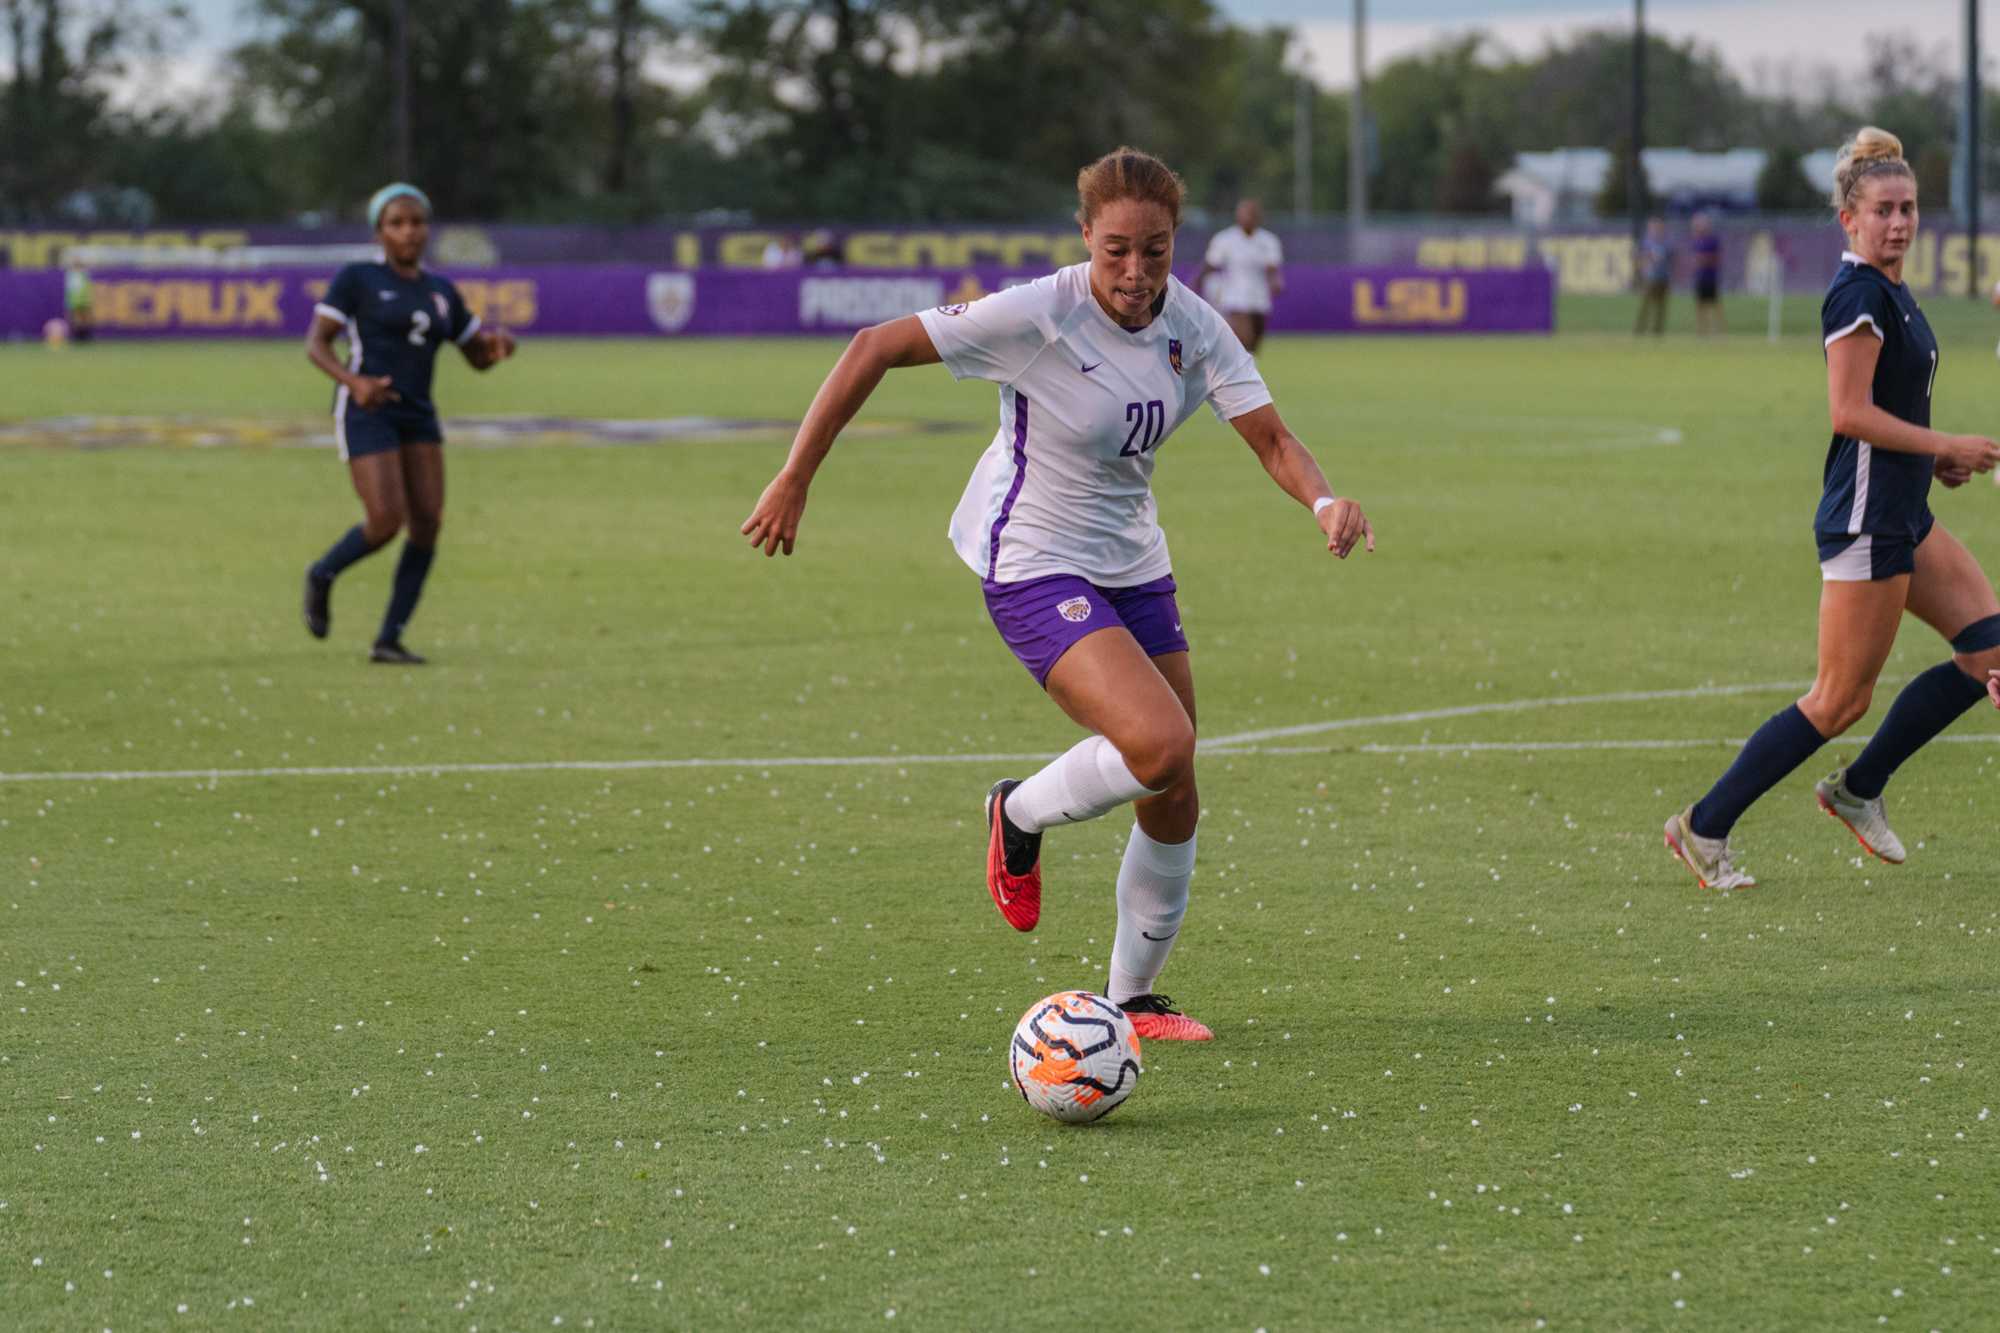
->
xmin=367 ymin=182 xmax=431 ymax=228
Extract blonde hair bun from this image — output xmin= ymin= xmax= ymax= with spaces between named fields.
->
xmin=1832 ymin=126 xmax=1912 ymax=210
xmin=1845 ymin=126 xmax=1904 ymax=168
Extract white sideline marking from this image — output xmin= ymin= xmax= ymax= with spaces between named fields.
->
xmin=6 ymin=677 xmax=1985 ymax=786
xmin=1200 ymin=679 xmax=1812 ymax=748
xmin=1219 ymin=733 xmax=2000 ymax=757
xmin=0 ymin=752 xmax=1064 ymax=785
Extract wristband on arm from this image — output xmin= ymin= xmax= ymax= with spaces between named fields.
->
xmin=1312 ymin=495 xmax=1337 ymax=516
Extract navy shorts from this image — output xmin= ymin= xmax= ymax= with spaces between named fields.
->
xmin=338 ymin=408 xmax=442 ymax=461
xmin=1817 ymin=511 xmax=1935 ymax=582
xmin=1695 ymin=273 xmax=1720 ymax=303
xmin=983 ymin=573 xmax=1188 ymax=685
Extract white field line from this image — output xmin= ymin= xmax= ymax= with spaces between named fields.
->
xmin=1199 ymin=679 xmax=1813 ymax=747
xmin=1218 ymin=733 xmax=2000 ymax=757
xmin=7 ymin=677 xmax=1982 ymax=785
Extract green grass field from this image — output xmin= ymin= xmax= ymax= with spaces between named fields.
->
xmin=5 ymin=293 xmax=2000 ymax=1330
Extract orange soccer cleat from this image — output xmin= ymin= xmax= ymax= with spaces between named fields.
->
xmin=984 ymin=779 xmax=1043 ymax=931
xmin=1118 ymin=993 xmax=1213 ymax=1042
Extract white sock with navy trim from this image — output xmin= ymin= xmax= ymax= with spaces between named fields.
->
xmin=1003 ymin=735 xmax=1160 ymax=834
xmin=1108 ymin=823 xmax=1195 ymax=1002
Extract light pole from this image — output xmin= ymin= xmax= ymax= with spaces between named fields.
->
xmin=1348 ymin=0 xmax=1367 ymax=244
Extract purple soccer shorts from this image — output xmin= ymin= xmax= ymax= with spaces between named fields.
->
xmin=982 ymin=572 xmax=1188 ymax=685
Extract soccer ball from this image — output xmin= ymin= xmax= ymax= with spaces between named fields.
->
xmin=1008 ymin=990 xmax=1142 ymax=1123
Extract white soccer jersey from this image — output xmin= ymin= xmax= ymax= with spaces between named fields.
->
xmin=1203 ymin=227 xmax=1284 ymax=313
xmin=917 ymin=263 xmax=1272 ymax=588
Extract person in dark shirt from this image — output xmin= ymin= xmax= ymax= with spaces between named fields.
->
xmin=1689 ymin=211 xmax=1723 ymax=336
xmin=1664 ymin=127 xmax=2000 ymax=889
xmin=301 ymin=183 xmax=516 ymax=664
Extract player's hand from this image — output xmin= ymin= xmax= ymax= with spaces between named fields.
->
xmin=1940 ymin=435 xmax=2000 ymax=474
xmin=741 ymin=471 xmax=810 ymax=557
xmin=1317 ymin=497 xmax=1375 ymax=559
xmin=1937 ymin=459 xmax=1973 ymax=488
xmin=483 ymin=327 xmax=517 ymax=362
xmin=348 ymin=374 xmax=398 ymax=411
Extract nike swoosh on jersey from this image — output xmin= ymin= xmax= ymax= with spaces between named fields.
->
xmin=1141 ymin=928 xmax=1179 ymax=941
xmin=1080 ymin=361 xmax=1103 ymax=373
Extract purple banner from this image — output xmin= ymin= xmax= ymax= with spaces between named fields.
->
xmin=0 ymin=265 xmax=1550 ymax=340
xmin=15 ymin=218 xmax=1998 ymax=295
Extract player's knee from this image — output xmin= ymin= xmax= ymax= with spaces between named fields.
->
xmin=362 ymin=508 xmax=405 ymax=546
xmin=1949 ymin=614 xmax=2000 ymax=675
xmin=1952 ymin=644 xmax=2000 ymax=680
xmin=408 ymin=510 xmax=442 ymax=546
xmin=1126 ymin=718 xmax=1196 ymax=791
xmin=1821 ymin=686 xmax=1874 ymax=733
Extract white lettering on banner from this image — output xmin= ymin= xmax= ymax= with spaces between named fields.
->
xmin=798 ymin=278 xmax=945 ymax=327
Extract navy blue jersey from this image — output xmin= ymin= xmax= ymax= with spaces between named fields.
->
xmin=1815 ymin=254 xmax=1938 ymax=539
xmin=315 ymin=262 xmax=479 ymax=418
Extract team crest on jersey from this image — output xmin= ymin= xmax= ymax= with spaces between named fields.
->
xmin=1167 ymin=339 xmax=1184 ymax=375
xmin=935 ymin=302 xmax=969 ymax=316
xmin=432 ymin=292 xmax=449 ymax=319
xmin=646 ymin=272 xmax=698 ymax=331
xmin=1057 ymin=597 xmax=1092 ymax=623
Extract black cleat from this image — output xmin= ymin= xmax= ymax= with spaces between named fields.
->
xmin=303 ymin=569 xmax=332 ymax=639
xmin=369 ymin=640 xmax=428 ymax=665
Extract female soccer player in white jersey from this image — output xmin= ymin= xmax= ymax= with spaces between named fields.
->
xmin=1664 ymin=128 xmax=2000 ymax=890
xmin=742 ymin=148 xmax=1373 ymax=1040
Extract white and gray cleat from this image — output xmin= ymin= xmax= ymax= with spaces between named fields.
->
xmin=1814 ymin=769 xmax=1906 ymax=864
xmin=1663 ymin=806 xmax=1757 ymax=890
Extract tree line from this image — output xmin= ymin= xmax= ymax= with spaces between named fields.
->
xmin=0 ymin=0 xmax=1982 ymax=226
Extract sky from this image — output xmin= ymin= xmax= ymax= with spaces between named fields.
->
xmin=160 ymin=0 xmax=1986 ymax=100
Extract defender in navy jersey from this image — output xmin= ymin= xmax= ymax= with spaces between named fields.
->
xmin=301 ymin=183 xmax=516 ymax=663
xmin=1664 ymin=128 xmax=2000 ymax=890
xmin=741 ymin=148 xmax=1374 ymax=1043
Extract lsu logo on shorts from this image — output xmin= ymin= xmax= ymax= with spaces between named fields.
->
xmin=1057 ymin=597 xmax=1092 ymax=623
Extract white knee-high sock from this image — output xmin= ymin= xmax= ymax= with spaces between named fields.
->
xmin=1003 ymin=735 xmax=1161 ymax=834
xmin=1108 ymin=823 xmax=1195 ymax=1003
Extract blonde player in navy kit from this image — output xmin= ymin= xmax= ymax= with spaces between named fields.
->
xmin=742 ymin=148 xmax=1373 ymax=1040
xmin=301 ymin=183 xmax=516 ymax=663
xmin=1665 ymin=128 xmax=2000 ymax=889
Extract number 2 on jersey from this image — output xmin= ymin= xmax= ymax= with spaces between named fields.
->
xmin=1120 ymin=400 xmax=1165 ymax=457
xmin=407 ymin=310 xmax=432 ymax=346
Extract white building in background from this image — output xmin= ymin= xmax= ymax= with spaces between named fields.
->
xmin=1495 ymin=147 xmax=1788 ymax=224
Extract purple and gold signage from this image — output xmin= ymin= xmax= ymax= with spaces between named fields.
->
xmin=0 ymin=265 xmax=1552 ymax=339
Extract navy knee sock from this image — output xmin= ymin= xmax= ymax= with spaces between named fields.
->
xmin=377 ymin=543 xmax=436 ymax=646
xmin=1690 ymin=704 xmax=1828 ymax=839
xmin=311 ymin=524 xmax=381 ymax=580
xmin=1843 ymin=661 xmax=1986 ymax=799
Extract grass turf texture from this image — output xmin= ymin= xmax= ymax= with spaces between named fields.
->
xmin=4 ymin=294 xmax=1999 ymax=1329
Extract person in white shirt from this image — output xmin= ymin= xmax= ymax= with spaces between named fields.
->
xmin=741 ymin=147 xmax=1373 ymax=1042
xmin=1197 ymin=198 xmax=1284 ymax=354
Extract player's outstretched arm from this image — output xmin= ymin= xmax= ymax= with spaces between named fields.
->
xmin=1989 ymin=669 xmax=2000 ymax=709
xmin=1228 ymin=403 xmax=1374 ymax=559
xmin=741 ymin=315 xmax=941 ymax=557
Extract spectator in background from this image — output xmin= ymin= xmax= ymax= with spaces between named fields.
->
xmin=803 ymin=230 xmax=844 ymax=269
xmin=1197 ymin=198 xmax=1283 ymax=355
xmin=1633 ymin=217 xmax=1672 ymax=336
xmin=1691 ymin=211 xmax=1723 ymax=336
xmin=762 ymin=233 xmax=803 ymax=268
xmin=63 ymin=253 xmax=95 ymax=343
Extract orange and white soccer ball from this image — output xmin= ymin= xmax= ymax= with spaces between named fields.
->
xmin=1008 ymin=990 xmax=1142 ymax=1123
